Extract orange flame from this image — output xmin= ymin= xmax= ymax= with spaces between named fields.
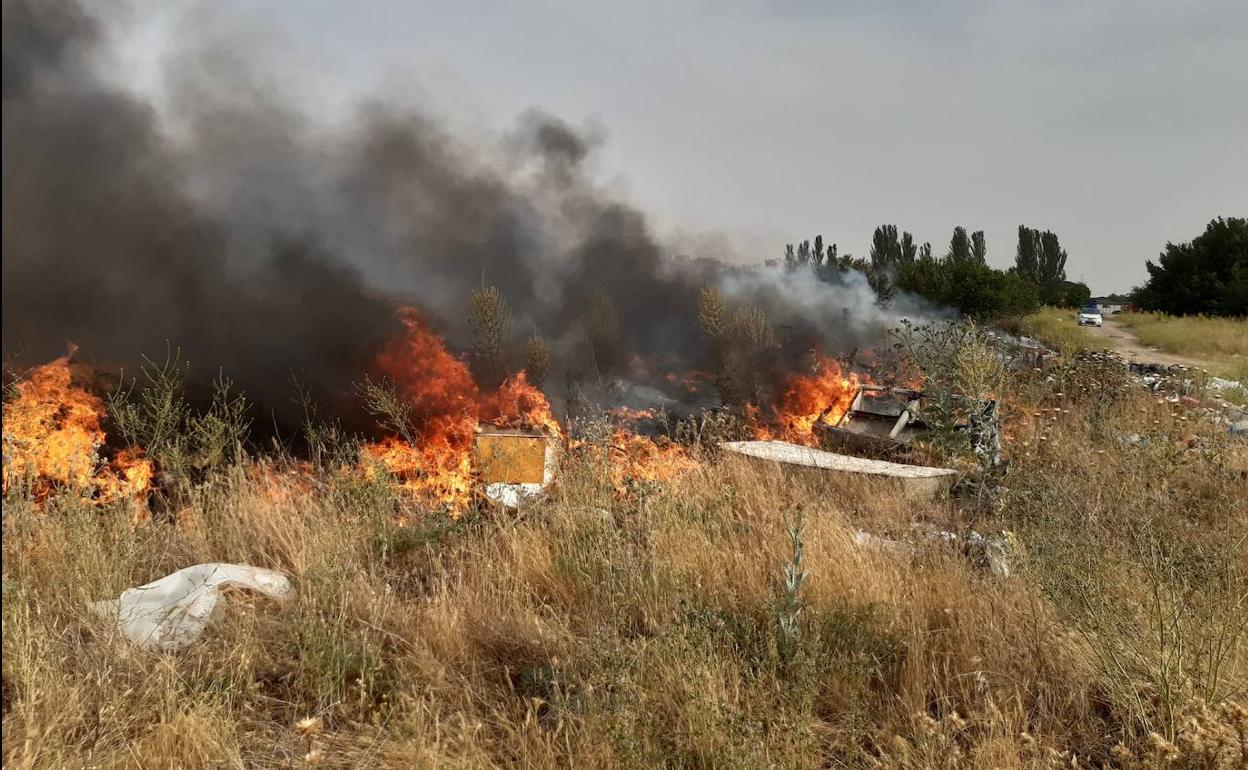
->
xmin=761 ymin=352 xmax=862 ymax=446
xmin=361 ymin=307 xmax=560 ymax=512
xmin=3 ymin=356 xmax=152 ymax=502
xmin=607 ymin=406 xmax=656 ymax=423
xmin=608 ymin=429 xmax=698 ymax=490
xmin=479 ymin=370 xmax=561 ymax=437
xmin=663 ymin=369 xmax=712 ymax=397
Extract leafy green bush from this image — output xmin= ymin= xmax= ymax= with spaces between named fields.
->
xmin=1134 ymin=217 xmax=1248 ymax=316
xmin=897 ymin=258 xmax=1039 ymax=320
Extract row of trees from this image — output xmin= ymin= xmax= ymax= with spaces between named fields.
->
xmin=1133 ymin=217 xmax=1247 ymax=317
xmin=782 ymin=225 xmax=1090 ymax=319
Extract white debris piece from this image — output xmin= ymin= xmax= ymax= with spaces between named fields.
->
xmin=90 ymin=563 xmax=296 ymax=650
xmin=1206 ymin=377 xmax=1244 ymax=394
xmin=722 ymin=440 xmax=956 ymax=499
xmin=966 ymin=531 xmax=1013 ymax=578
xmin=852 ymin=529 xmax=915 ymax=556
xmin=853 ymin=527 xmax=1015 ymax=578
xmin=483 ymin=481 xmax=545 ymax=508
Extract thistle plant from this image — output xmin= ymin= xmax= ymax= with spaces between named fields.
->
xmin=777 ymin=505 xmax=808 ymax=669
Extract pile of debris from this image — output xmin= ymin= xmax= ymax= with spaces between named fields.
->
xmin=853 ymin=525 xmax=1019 ymax=578
xmin=1127 ymin=361 xmax=1247 ymax=438
xmin=986 ymin=329 xmax=1058 ymax=372
xmin=815 ymin=385 xmax=925 ymax=458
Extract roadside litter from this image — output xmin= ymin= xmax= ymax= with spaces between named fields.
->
xmin=852 ymin=525 xmax=1016 ymax=578
xmin=723 ymin=440 xmax=957 ymax=500
xmin=1206 ymin=376 xmax=1244 ymax=395
xmin=474 ymin=427 xmax=558 ymax=508
xmin=90 ymin=563 xmax=296 ymax=650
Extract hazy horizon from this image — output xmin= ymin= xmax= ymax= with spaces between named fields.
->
xmin=111 ymin=0 xmax=1248 ymax=294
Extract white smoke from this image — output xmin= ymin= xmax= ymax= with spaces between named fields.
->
xmin=714 ymin=264 xmax=946 ymax=354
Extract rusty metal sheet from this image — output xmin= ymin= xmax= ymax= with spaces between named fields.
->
xmin=474 ymin=430 xmax=552 ymax=484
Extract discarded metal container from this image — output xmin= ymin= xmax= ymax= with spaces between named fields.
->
xmin=819 ymin=385 xmax=1003 ymax=468
xmin=818 ymin=385 xmax=926 ymax=457
xmin=473 ymin=427 xmax=558 ymax=506
xmin=722 ymin=439 xmax=956 ymax=500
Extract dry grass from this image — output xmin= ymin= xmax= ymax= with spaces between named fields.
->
xmin=4 ymin=361 xmax=1248 ymax=768
xmin=1116 ymin=312 xmax=1248 ymax=380
xmin=1011 ymin=307 xmax=1109 ymax=354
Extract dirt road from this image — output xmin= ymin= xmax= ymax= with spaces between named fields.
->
xmin=1084 ymin=318 xmax=1209 ymax=369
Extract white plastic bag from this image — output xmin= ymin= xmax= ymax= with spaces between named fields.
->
xmin=90 ymin=563 xmax=296 ymax=649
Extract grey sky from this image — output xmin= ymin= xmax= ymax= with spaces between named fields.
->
xmin=115 ymin=0 xmax=1247 ymax=294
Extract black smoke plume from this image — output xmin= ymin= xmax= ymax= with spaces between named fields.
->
xmin=3 ymin=0 xmax=914 ymax=432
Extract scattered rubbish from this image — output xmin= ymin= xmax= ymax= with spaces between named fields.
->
xmin=1127 ymin=361 xmax=1203 ymax=398
xmin=814 ymin=384 xmax=1002 ymax=469
xmin=852 ymin=529 xmax=915 ymax=556
xmin=966 ymin=400 xmax=1004 ymax=469
xmin=482 ymin=481 xmax=544 ymax=508
xmin=90 ymin=563 xmax=296 ymax=650
xmin=966 ymin=530 xmax=1015 ymax=578
xmin=473 ymin=427 xmax=557 ymax=508
xmin=985 ymin=330 xmax=1056 ymax=371
xmin=1139 ymin=373 xmax=1166 ymax=391
xmin=818 ymin=385 xmax=926 ymax=457
xmin=722 ymin=440 xmax=956 ymax=500
xmin=1206 ymin=377 xmax=1243 ymax=394
xmin=1122 ymin=433 xmax=1151 ymax=448
xmin=851 ymin=526 xmax=1016 ymax=578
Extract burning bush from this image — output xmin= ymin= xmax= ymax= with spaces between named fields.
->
xmin=2 ymin=354 xmax=151 ymax=503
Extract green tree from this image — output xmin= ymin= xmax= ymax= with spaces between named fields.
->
xmin=897 ymin=257 xmax=1039 ymax=320
xmin=1015 ymin=225 xmax=1040 ymax=281
xmin=971 ymin=231 xmax=987 ymax=264
xmin=870 ymin=225 xmax=902 ymax=273
xmin=1134 ymin=217 xmax=1248 ymax=316
xmin=1038 ymin=230 xmax=1068 ymax=285
xmin=943 ymin=261 xmax=1039 ymax=320
xmin=1050 ymin=280 xmax=1092 ymax=309
xmin=1016 ymin=225 xmax=1080 ymax=305
xmin=895 ymin=254 xmax=948 ymax=301
xmin=900 ymin=231 xmax=918 ymax=264
xmin=946 ymin=226 xmax=973 ymax=264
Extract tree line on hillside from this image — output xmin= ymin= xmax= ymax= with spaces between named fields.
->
xmin=1132 ymin=217 xmax=1247 ymax=317
xmin=782 ymin=225 xmax=1091 ymax=320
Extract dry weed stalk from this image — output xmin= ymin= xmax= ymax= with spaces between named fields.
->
xmin=3 ymin=337 xmax=1246 ymax=769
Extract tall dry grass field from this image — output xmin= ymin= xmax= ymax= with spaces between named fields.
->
xmin=1010 ymin=307 xmax=1110 ymax=354
xmin=3 ymin=353 xmax=1247 ymax=768
xmin=1116 ymin=312 xmax=1248 ymax=379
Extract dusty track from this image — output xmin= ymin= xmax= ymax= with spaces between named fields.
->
xmin=1084 ymin=318 xmax=1210 ymax=369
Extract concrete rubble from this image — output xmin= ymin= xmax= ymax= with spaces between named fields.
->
xmin=1116 ymin=360 xmax=1247 ymax=440
xmin=722 ymin=440 xmax=957 ymax=500
xmin=853 ymin=526 xmax=1016 ymax=578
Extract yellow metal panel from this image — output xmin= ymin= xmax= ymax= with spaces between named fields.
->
xmin=473 ymin=433 xmax=548 ymax=484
